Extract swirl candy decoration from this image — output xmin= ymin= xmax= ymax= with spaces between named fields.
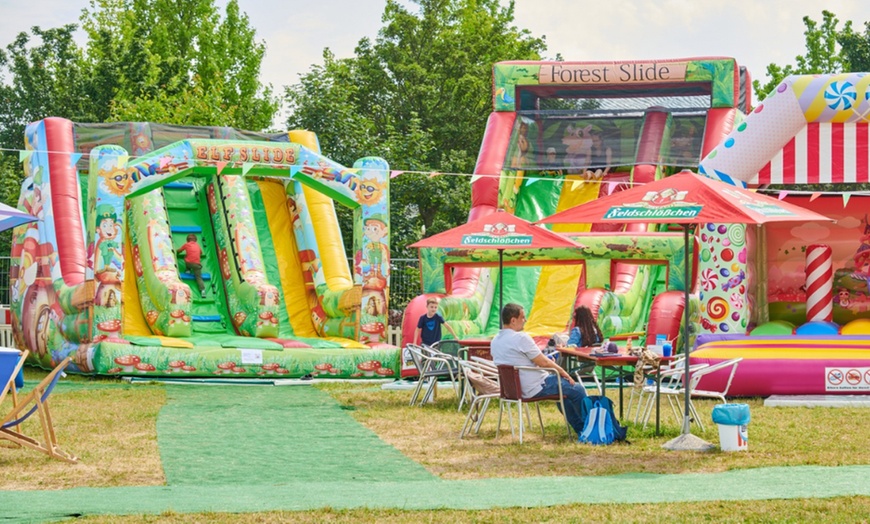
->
xmin=824 ymin=80 xmax=857 ymax=111
xmin=706 ymin=296 xmax=730 ymax=321
xmin=805 ymin=244 xmax=833 ymax=322
xmin=700 ymin=268 xmax=719 ymax=291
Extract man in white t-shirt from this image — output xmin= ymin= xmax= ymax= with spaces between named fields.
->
xmin=491 ymin=303 xmax=588 ymax=435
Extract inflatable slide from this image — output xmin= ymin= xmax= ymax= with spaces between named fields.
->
xmin=403 ymin=58 xmax=749 ymax=360
xmin=11 ymin=118 xmax=399 ymax=378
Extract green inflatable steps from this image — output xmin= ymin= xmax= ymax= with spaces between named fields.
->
xmin=164 ymin=180 xmax=234 ymax=336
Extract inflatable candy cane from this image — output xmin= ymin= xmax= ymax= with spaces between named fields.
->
xmin=805 ymin=244 xmax=833 ymax=322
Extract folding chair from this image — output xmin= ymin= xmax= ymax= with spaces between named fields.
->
xmin=495 ymin=365 xmax=571 ymax=444
xmin=1 ymin=356 xmax=78 ymax=463
xmin=457 ymin=359 xmax=500 ymax=439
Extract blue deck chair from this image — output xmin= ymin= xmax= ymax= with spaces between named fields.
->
xmin=0 ymin=356 xmax=78 ymax=463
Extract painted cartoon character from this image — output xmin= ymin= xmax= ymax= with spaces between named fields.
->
xmin=98 ymin=167 xmax=134 ymax=196
xmin=355 ymin=177 xmax=386 ymax=205
xmin=853 ymin=215 xmax=870 ymax=275
xmin=562 ymin=124 xmax=593 ymax=170
xmin=94 ymin=204 xmax=123 ymax=273
xmin=836 ymin=287 xmax=852 ymax=308
xmin=362 ymin=213 xmax=389 ymax=284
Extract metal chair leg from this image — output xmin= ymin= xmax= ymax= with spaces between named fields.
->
xmin=535 ymin=403 xmax=545 ymax=439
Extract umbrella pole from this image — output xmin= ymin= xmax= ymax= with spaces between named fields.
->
xmin=662 ymin=225 xmax=713 ymax=451
xmin=499 ymin=249 xmax=504 ymax=328
xmin=681 ymin=224 xmax=692 ymax=435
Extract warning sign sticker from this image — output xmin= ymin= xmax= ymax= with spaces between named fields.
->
xmin=826 ymin=367 xmax=870 ymax=392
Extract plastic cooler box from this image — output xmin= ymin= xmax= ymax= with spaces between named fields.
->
xmin=712 ymin=403 xmax=750 ymax=452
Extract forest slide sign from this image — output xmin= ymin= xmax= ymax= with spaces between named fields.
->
xmin=540 ymin=61 xmax=688 ymax=85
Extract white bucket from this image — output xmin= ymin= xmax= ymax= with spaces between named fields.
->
xmin=717 ymin=423 xmax=748 ymax=451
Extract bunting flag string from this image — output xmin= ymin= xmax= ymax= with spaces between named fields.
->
xmin=5 ymin=145 xmax=870 ymax=205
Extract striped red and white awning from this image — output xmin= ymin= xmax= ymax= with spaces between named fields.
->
xmin=755 ymin=123 xmax=870 ymax=184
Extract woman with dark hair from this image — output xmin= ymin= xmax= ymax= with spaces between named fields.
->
xmin=567 ymin=306 xmax=603 ymax=347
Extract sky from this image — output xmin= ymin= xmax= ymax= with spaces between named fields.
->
xmin=0 ymin=0 xmax=867 ymax=119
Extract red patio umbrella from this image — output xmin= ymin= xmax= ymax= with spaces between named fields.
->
xmin=537 ymin=170 xmax=834 ymax=447
xmin=411 ymin=210 xmax=582 ymax=326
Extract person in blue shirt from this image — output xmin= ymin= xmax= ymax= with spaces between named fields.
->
xmin=414 ymin=298 xmax=457 ymax=346
xmin=567 ymin=305 xmax=603 ymax=347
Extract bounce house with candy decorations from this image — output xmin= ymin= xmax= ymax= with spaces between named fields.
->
xmin=402 ymin=57 xmax=752 ymax=374
xmin=690 ymin=73 xmax=870 ymax=396
xmin=10 ymin=118 xmax=399 ymax=378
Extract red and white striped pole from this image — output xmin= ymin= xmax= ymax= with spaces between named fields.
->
xmin=805 ymin=244 xmax=833 ymax=322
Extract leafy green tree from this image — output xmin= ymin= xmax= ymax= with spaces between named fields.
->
xmin=81 ymin=0 xmax=277 ymax=128
xmin=754 ymin=10 xmax=848 ymax=100
xmin=838 ymin=20 xmax=870 ymax=72
xmin=286 ymin=0 xmax=545 ymax=256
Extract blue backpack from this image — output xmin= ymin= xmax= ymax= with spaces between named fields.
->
xmin=578 ymin=395 xmax=627 ymax=445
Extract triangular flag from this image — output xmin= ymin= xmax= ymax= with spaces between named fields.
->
xmin=117 ymin=155 xmax=128 ymax=167
xmin=606 ymin=181 xmax=618 ymax=195
xmin=524 ymin=176 xmax=539 ymax=186
xmin=428 ymin=171 xmax=441 ymax=179
xmin=777 ymin=191 xmax=788 ymax=200
xmin=69 ymin=153 xmax=83 ymax=167
xmin=843 ymin=192 xmax=852 ymax=207
xmin=19 ymin=150 xmax=32 ymax=162
xmin=216 ymin=161 xmax=228 ymax=174
xmin=571 ymin=179 xmax=584 ymax=191
xmin=346 ymin=168 xmax=360 ymax=175
xmin=809 ymin=192 xmax=821 ymax=202
xmin=289 ymin=166 xmax=301 ymax=178
xmin=242 ymin=162 xmax=255 ymax=175
xmin=390 ymin=170 xmax=404 ymax=179
xmin=470 ymin=174 xmax=482 ymax=184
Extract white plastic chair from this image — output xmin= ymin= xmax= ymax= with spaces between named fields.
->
xmin=689 ymin=357 xmax=744 ymax=404
xmin=639 ymin=361 xmax=710 ymax=430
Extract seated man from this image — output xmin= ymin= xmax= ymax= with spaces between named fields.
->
xmin=491 ymin=303 xmax=588 ymax=435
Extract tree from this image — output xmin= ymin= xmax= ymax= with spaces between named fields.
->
xmin=81 ymin=0 xmax=277 ymax=128
xmin=838 ymin=20 xmax=870 ymax=72
xmin=753 ymin=11 xmax=848 ymax=100
xmin=285 ymin=0 xmax=545 ymax=256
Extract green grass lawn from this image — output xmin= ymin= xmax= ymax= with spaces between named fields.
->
xmin=3 ymin=370 xmax=870 ymax=522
